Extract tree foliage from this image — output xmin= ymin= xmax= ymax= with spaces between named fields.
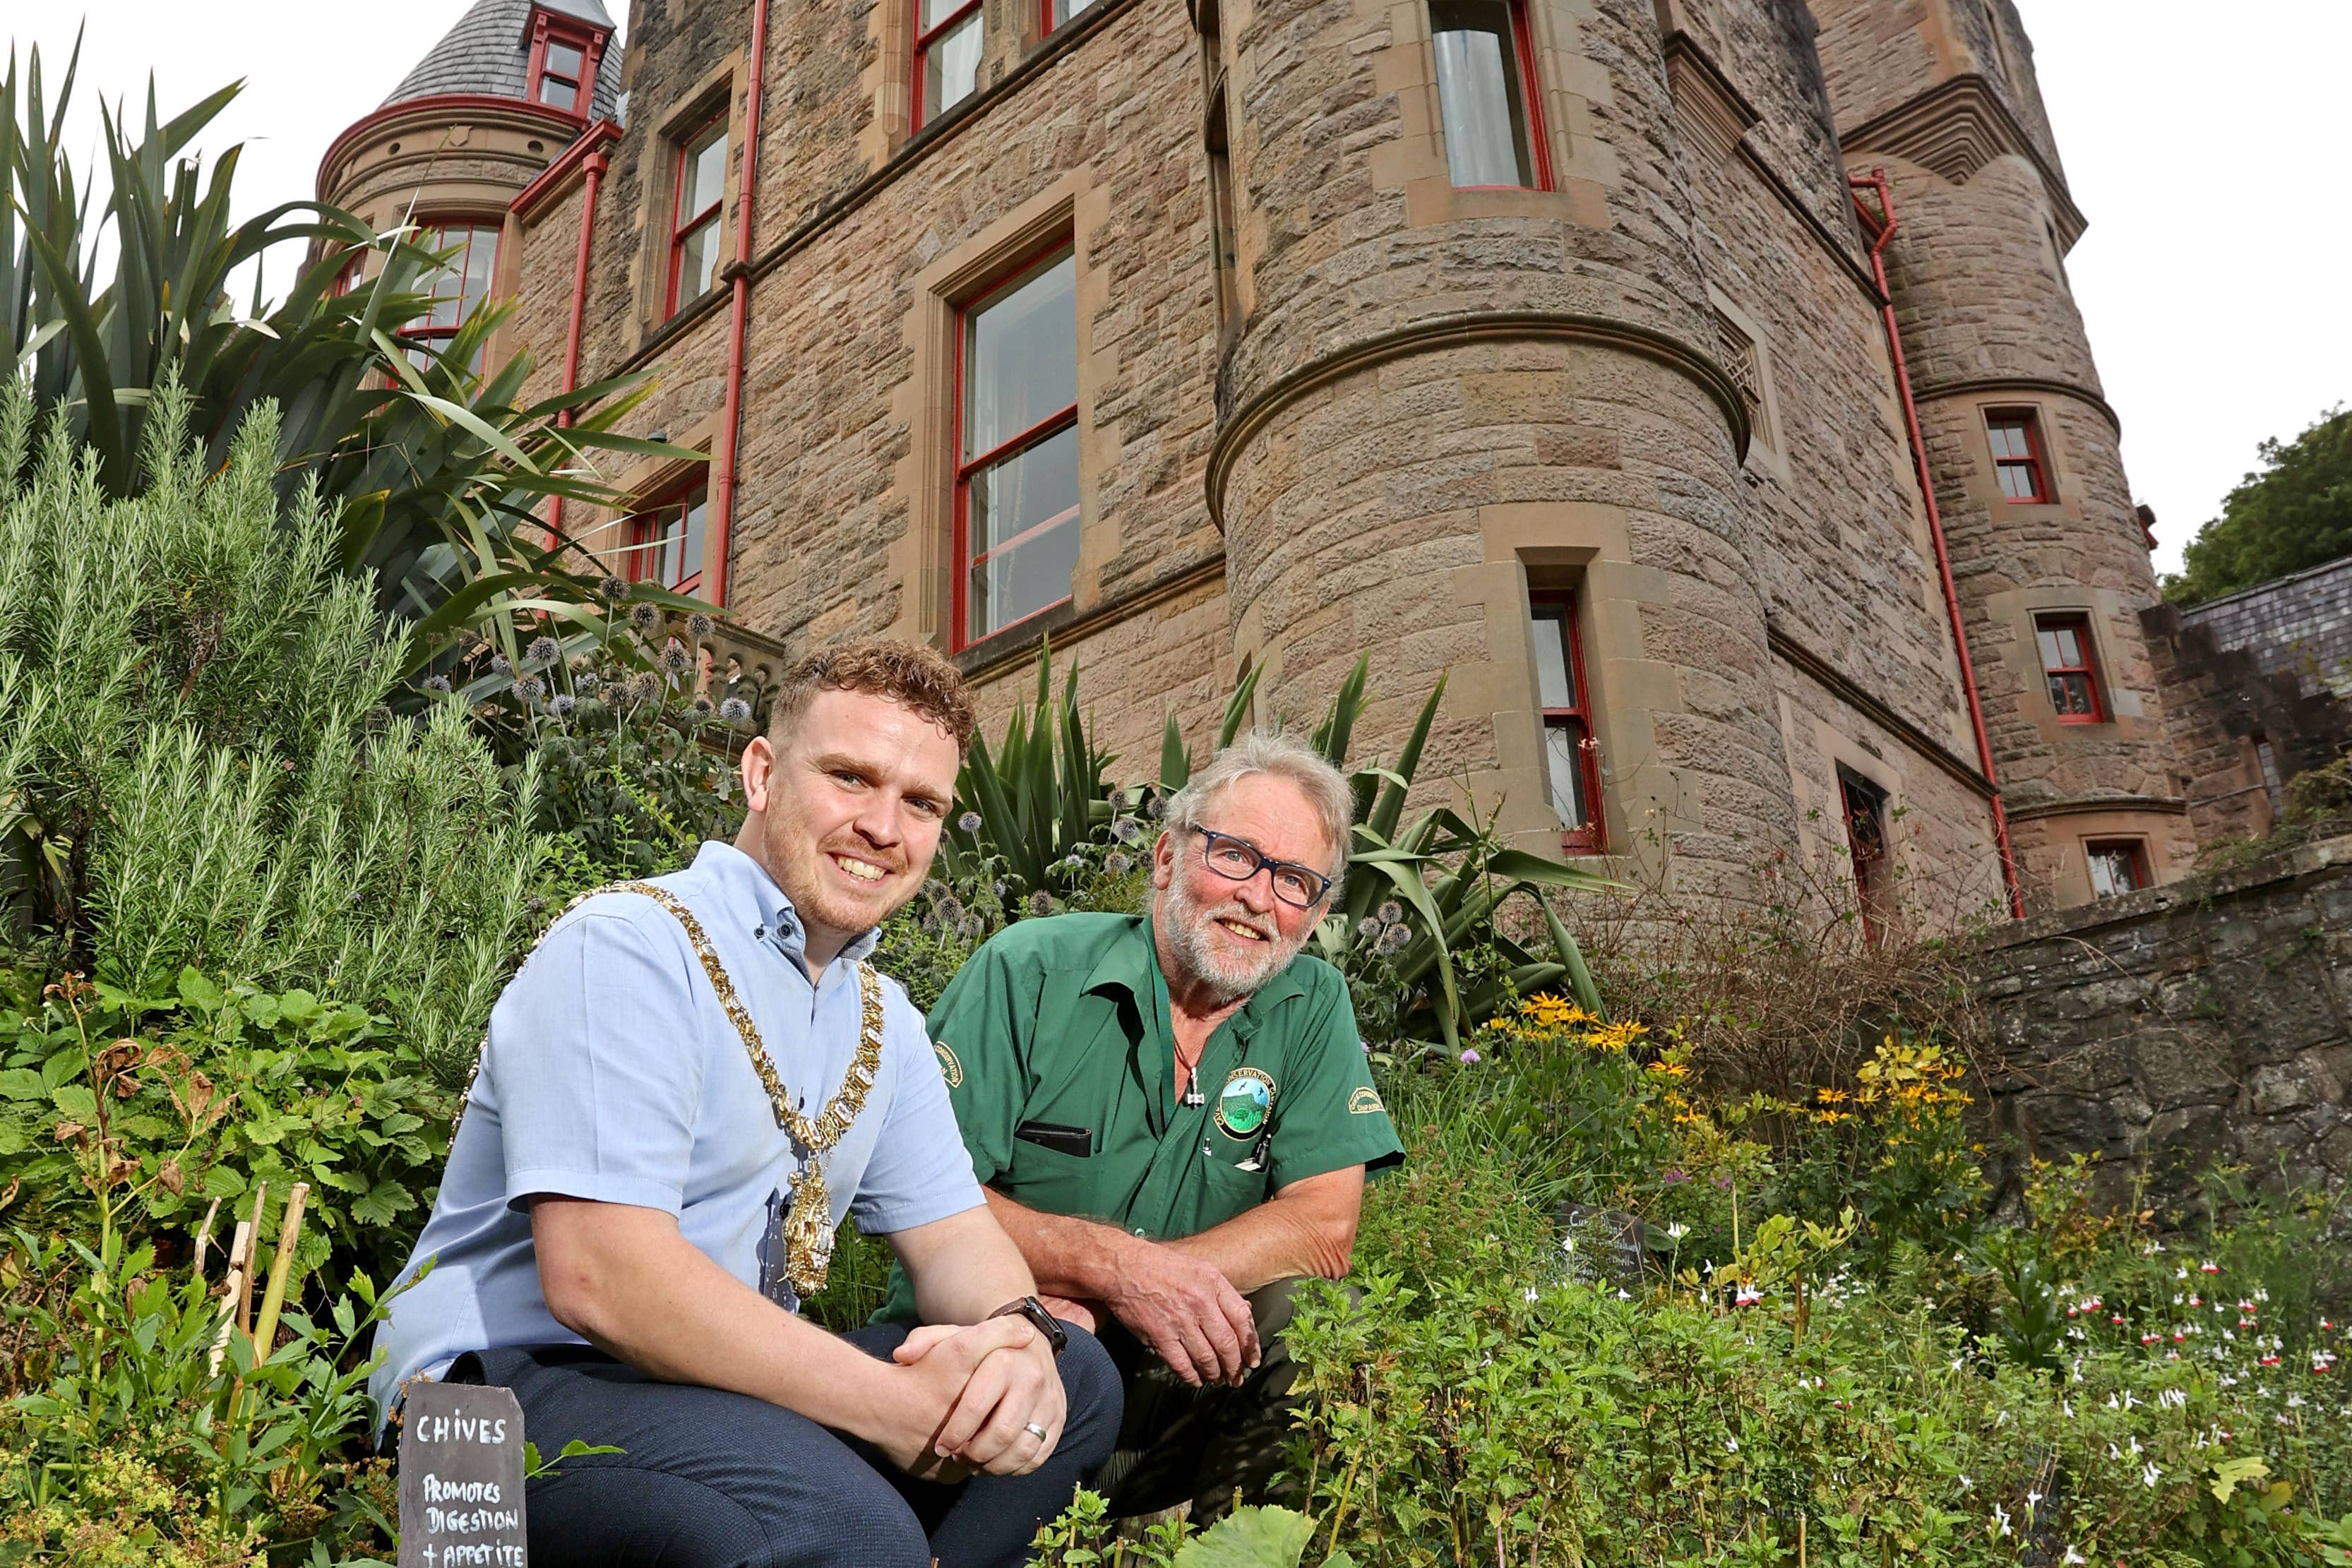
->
xmin=2165 ymin=405 xmax=2352 ymax=605
xmin=1 ymin=40 xmax=706 ymax=670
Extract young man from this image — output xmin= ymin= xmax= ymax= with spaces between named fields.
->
xmin=371 ymin=640 xmax=1120 ymax=1568
xmin=878 ymin=732 xmax=1404 ymax=1520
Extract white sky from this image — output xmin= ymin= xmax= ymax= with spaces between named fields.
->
xmin=11 ymin=1 xmax=2348 ymax=576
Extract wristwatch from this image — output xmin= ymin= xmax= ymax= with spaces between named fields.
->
xmin=988 ymin=1295 xmax=1070 ymax=1358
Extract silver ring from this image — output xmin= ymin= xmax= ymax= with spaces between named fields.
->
xmin=1024 ymin=1423 xmax=1049 ymax=1442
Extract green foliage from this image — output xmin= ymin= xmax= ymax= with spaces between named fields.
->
xmin=1 ymin=42 xmax=707 ymax=667
xmin=0 ymin=968 xmax=453 ymax=1291
xmin=2166 ymin=405 xmax=2352 ymax=605
xmin=1 ymin=1226 xmax=399 ymax=1561
xmin=0 ymin=381 xmax=544 ymax=1075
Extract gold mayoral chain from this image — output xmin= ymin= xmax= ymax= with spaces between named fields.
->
xmin=458 ymin=880 xmax=885 ymax=1298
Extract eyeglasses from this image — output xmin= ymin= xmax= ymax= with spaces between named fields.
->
xmin=1194 ymin=828 xmax=1333 ymax=909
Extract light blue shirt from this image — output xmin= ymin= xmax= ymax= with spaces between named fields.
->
xmin=369 ymin=840 xmax=984 ymax=1420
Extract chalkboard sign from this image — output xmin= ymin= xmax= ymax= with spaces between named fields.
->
xmin=399 ymin=1383 xmax=528 ymax=1568
xmin=1556 ymin=1202 xmax=1649 ymax=1288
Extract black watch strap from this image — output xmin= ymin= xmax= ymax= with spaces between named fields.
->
xmin=988 ymin=1295 xmax=1068 ymax=1357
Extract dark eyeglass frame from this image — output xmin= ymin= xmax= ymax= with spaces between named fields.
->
xmin=1193 ymin=827 xmax=1334 ymax=909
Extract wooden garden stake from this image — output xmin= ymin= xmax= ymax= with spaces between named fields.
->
xmin=247 ymin=1181 xmax=309 ymax=1368
xmin=237 ymin=1182 xmax=268 ymax=1339
xmin=191 ymin=1196 xmax=221 ymax=1284
xmin=207 ymin=1218 xmax=253 ymax=1377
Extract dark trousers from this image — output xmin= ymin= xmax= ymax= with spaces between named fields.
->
xmin=1093 ymin=1277 xmax=1342 ymax=1522
xmin=452 ymin=1322 xmax=1121 ymax=1568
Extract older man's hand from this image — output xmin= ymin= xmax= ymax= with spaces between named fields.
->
xmin=1103 ymin=1238 xmax=1259 ymax=1386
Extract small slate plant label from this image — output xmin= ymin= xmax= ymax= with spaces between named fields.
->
xmin=398 ymin=1383 xmax=527 ymax=1567
xmin=1557 ymin=1202 xmax=1649 ymax=1288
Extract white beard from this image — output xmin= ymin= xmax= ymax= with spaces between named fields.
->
xmin=1159 ymin=873 xmax=1308 ymax=1005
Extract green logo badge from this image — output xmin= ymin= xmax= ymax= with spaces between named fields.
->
xmin=1215 ymin=1067 xmax=1275 ymax=1139
xmin=1348 ymin=1086 xmax=1384 ymax=1116
xmin=933 ymin=1040 xmax=964 ymax=1089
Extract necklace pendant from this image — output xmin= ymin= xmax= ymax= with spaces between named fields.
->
xmin=784 ymin=1165 xmax=837 ymax=1296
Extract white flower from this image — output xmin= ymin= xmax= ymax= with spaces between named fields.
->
xmin=1990 ymin=1504 xmax=2012 ymax=1538
xmin=1524 ymin=1286 xmax=1540 ymax=1303
xmin=1726 ymin=1436 xmax=1739 ymax=1454
xmin=2142 ymin=1461 xmax=2162 ymax=1488
xmin=1959 ymin=1473 xmax=1974 ymax=1490
xmin=2065 ymin=1547 xmax=2088 ymax=1564
xmin=2027 ymin=1490 xmax=2044 ymax=1510
xmin=2128 ymin=1435 xmax=2142 ymax=1455
xmin=1664 ymin=1221 xmax=1690 ymax=1240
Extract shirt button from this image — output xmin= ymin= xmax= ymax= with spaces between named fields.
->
xmin=1134 ymin=1228 xmax=1149 ymax=1237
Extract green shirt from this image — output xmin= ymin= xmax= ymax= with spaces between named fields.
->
xmin=875 ymin=912 xmax=1404 ymax=1324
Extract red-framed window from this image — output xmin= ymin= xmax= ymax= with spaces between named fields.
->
xmin=2085 ymin=839 xmax=2148 ymax=899
xmin=2035 ymin=613 xmax=2103 ymax=723
xmin=401 ymin=220 xmax=501 ymax=371
xmin=1043 ymin=0 xmax=1101 ymax=30
xmin=1986 ymin=408 xmax=2052 ymax=503
xmin=953 ymin=245 xmax=1080 ymax=649
xmin=628 ymin=484 xmax=711 ymax=595
xmin=1529 ymin=592 xmax=1604 ymax=853
xmin=1839 ymin=767 xmax=1892 ymax=943
xmin=525 ymin=13 xmax=603 ymax=116
xmin=914 ymin=0 xmax=984 ymax=129
xmin=1428 ymin=0 xmax=1551 ymax=190
xmin=666 ymin=117 xmax=729 ymax=318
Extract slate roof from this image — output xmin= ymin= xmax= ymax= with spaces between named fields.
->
xmin=383 ymin=0 xmax=623 ymax=120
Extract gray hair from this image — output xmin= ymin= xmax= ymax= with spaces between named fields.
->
xmin=1163 ymin=730 xmax=1354 ymax=894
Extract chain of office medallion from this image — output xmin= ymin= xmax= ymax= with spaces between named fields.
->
xmin=457 ymin=880 xmax=884 ymax=1156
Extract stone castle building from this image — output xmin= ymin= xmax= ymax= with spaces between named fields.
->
xmin=323 ymin=0 xmax=2215 ymax=918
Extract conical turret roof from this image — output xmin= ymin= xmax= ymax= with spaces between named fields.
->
xmin=382 ymin=0 xmax=622 ymax=119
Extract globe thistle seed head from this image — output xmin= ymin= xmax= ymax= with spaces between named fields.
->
xmin=661 ymin=639 xmax=693 ymax=676
xmin=919 ymin=909 xmax=941 ymax=933
xmin=364 ymin=703 xmax=393 ymax=731
xmin=1376 ymin=922 xmax=1411 ymax=957
xmin=691 ymin=694 xmax=715 ymax=717
xmin=1107 ymin=787 xmax=1128 ymax=810
xmin=599 ymin=574 xmax=632 ymax=604
xmin=1027 ymin=890 xmax=1053 ymax=916
xmin=488 ymin=652 xmax=513 ymax=679
xmin=575 ymin=670 xmax=601 ymax=695
xmin=421 ymin=674 xmax=452 ymax=695
xmin=720 ymin=696 xmax=752 ymax=725
xmin=957 ymin=810 xmax=984 ymax=834
xmin=629 ymin=602 xmax=661 ymax=631
xmin=525 ymin=635 xmax=560 ymax=668
xmin=512 ymin=675 xmax=547 ymax=705
xmin=1104 ymin=851 xmax=1133 ymax=875
xmin=1111 ymin=816 xmax=1142 ymax=844
xmin=686 ymin=611 xmax=716 ymax=639
xmin=626 ymin=670 xmax=662 ymax=705
xmin=1377 ymin=900 xmax=1404 ymax=926
xmin=1145 ymin=797 xmax=1166 ymax=820
xmin=956 ymin=916 xmax=981 ymax=943
xmin=938 ymin=896 xmax=965 ymax=924
xmin=549 ymin=693 xmax=578 ymax=721
xmin=1356 ymin=916 xmax=1384 ymax=941
xmin=991 ymin=880 xmax=1008 ymax=899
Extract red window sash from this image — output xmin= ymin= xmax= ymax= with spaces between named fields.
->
xmin=2036 ymin=614 xmax=2103 ymax=724
xmin=1530 ymin=590 xmax=1603 ymax=853
xmin=1988 ymin=409 xmax=2051 ymax=503
xmin=1439 ymin=0 xmax=1554 ymax=192
xmin=666 ymin=119 xmax=727 ymax=318
xmin=396 ymin=221 xmax=499 ymax=365
xmin=628 ymin=487 xmax=707 ymax=594
xmin=950 ymin=243 xmax=1080 ymax=650
xmin=1839 ymin=774 xmax=1890 ymax=945
xmin=2086 ymin=839 xmax=2148 ymax=897
xmin=912 ymin=0 xmax=984 ymax=130
xmin=524 ymin=13 xmax=602 ymax=118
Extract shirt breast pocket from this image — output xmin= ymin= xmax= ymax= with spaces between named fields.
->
xmin=1198 ymin=1149 xmax=1271 ymax=1226
xmin=1001 ymin=1140 xmax=1109 ymax=1224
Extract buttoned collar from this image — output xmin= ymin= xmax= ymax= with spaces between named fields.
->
xmin=1083 ymin=912 xmax=1308 ymax=1028
xmin=688 ymin=840 xmax=881 ymax=972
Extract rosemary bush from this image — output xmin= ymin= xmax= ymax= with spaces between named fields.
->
xmin=0 ymin=379 xmax=543 ymax=1077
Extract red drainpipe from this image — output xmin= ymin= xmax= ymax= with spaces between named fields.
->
xmin=1849 ymin=167 xmax=2026 ymax=919
xmin=547 ymin=148 xmax=608 ymax=535
xmin=708 ymin=0 xmax=776 ymax=609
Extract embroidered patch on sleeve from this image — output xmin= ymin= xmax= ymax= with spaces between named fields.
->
xmin=1349 ymin=1086 xmax=1384 ymax=1115
xmin=933 ymin=1040 xmax=965 ymax=1089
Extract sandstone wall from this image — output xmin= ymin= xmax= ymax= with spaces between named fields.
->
xmin=1976 ymin=834 xmax=2352 ymax=1221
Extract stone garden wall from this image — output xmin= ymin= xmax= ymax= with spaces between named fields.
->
xmin=1974 ymin=832 xmax=2352 ymax=1220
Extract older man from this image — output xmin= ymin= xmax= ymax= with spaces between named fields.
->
xmin=878 ymin=731 xmax=1403 ymax=1520
xmin=372 ymin=640 xmax=1120 ymax=1568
